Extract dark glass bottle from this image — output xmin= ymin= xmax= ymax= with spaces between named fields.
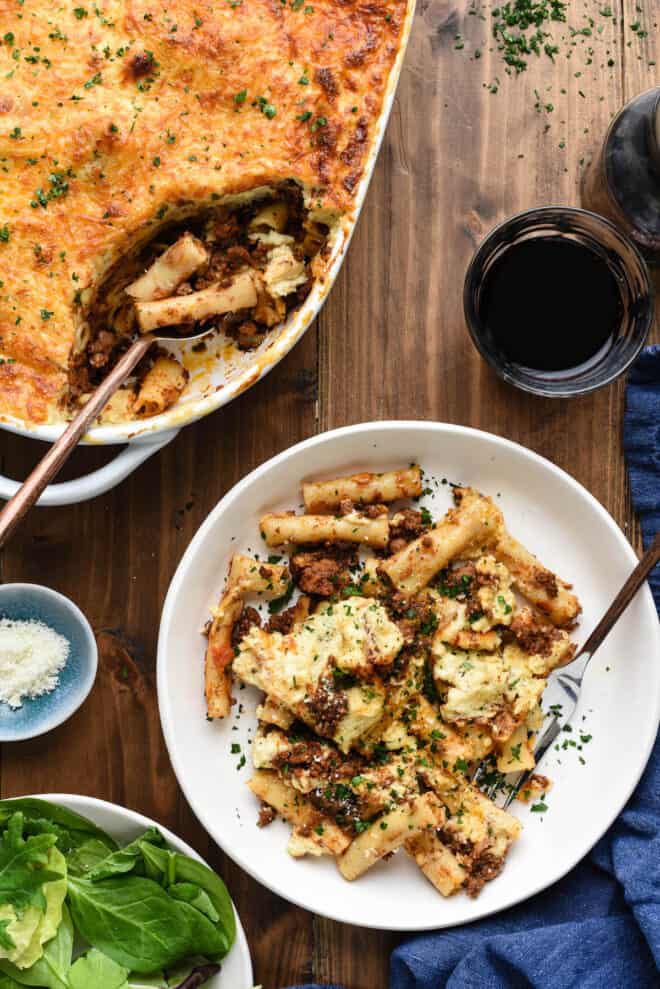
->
xmin=582 ymin=88 xmax=660 ymax=260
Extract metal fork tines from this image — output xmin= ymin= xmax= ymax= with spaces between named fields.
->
xmin=473 ymin=531 xmax=659 ymax=810
xmin=500 ymin=651 xmax=592 ymax=807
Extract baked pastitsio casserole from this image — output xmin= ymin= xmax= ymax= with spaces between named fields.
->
xmin=203 ymin=468 xmax=582 ymax=898
xmin=0 ymin=0 xmax=410 ymax=426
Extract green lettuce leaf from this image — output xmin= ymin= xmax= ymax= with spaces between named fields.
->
xmin=0 ymin=975 xmax=22 ymax=989
xmin=67 ymin=876 xmax=226 ymax=973
xmin=87 ymin=828 xmax=165 ymax=882
xmin=167 ymin=885 xmax=219 ymax=924
xmin=0 ymin=922 xmax=14 ymax=953
xmin=0 ymin=903 xmax=73 ymax=989
xmin=138 ymin=843 xmax=235 ymax=956
xmin=69 ymin=948 xmax=129 ymax=989
xmin=0 ymin=815 xmax=63 ymax=916
xmin=0 ymin=801 xmax=116 ymax=857
xmin=65 ymin=838 xmax=116 ymax=878
xmin=11 ymin=848 xmax=67 ymax=971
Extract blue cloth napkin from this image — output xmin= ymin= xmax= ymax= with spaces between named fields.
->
xmin=624 ymin=345 xmax=660 ymax=607
xmin=287 ymin=347 xmax=660 ymax=989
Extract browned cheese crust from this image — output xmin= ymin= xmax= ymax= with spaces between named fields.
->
xmin=0 ymin=0 xmax=410 ymax=423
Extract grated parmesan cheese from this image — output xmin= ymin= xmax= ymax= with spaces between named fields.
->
xmin=0 ymin=619 xmax=70 ymax=710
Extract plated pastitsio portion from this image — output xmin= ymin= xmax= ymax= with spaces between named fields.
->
xmin=0 ymin=0 xmax=410 ymax=425
xmin=203 ymin=467 xmax=582 ymax=899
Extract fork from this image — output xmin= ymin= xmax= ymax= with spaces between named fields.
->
xmin=478 ymin=531 xmax=660 ymax=808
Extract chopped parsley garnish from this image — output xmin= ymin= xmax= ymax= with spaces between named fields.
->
xmin=531 ymin=800 xmax=548 ymax=813
xmin=268 ymin=580 xmax=295 ymax=614
xmin=31 ymin=171 xmax=71 ymax=209
xmin=418 ymin=613 xmax=438 ymax=636
xmin=437 ymin=572 xmax=472 ymax=598
xmin=331 ymin=668 xmax=357 ymax=690
xmin=252 ymin=96 xmax=276 ymax=118
xmin=0 ymin=225 xmax=9 ymax=243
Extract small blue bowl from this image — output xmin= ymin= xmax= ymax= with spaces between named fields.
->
xmin=0 ymin=584 xmax=97 ymax=742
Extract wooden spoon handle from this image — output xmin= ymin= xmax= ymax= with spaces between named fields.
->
xmin=0 ymin=334 xmax=153 ymax=550
xmin=579 ymin=530 xmax=660 ymax=659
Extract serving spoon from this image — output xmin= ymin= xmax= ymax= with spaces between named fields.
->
xmin=0 ymin=324 xmax=212 ymax=549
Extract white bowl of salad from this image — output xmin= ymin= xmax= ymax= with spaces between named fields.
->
xmin=0 ymin=794 xmax=253 ymax=988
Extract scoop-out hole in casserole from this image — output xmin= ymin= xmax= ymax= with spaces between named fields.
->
xmin=68 ymin=182 xmax=332 ymax=420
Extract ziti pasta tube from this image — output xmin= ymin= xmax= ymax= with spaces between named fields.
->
xmin=204 ymin=588 xmax=243 ymax=719
xmin=134 ymin=356 xmax=188 ymax=417
xmin=228 ymin=554 xmax=290 ymax=598
xmin=259 ymin=511 xmax=389 ymax=548
xmin=338 ymin=793 xmax=443 ymax=881
xmin=405 ymin=831 xmax=467 ymax=897
xmin=247 ymin=771 xmax=350 ymax=856
xmin=493 ymin=530 xmax=581 ymax=628
xmin=302 ymin=466 xmax=422 ymax=512
xmin=379 ymin=488 xmax=502 ymax=594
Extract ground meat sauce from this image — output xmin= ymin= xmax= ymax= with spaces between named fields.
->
xmin=464 ymin=853 xmax=505 ymax=898
xmin=308 ymin=783 xmax=362 ymax=833
xmin=290 ymin=542 xmax=358 ymax=597
xmin=257 ymin=802 xmax=277 ymax=828
xmin=534 ymin=568 xmax=559 ymax=599
xmin=388 ymin=508 xmax=427 ymax=554
xmin=272 ymin=738 xmax=364 ymax=781
xmin=266 ymin=606 xmax=298 ymax=635
xmin=508 ymin=613 xmax=559 ymax=657
xmin=303 ymin=676 xmax=349 ymax=736
xmin=231 ymin=605 xmax=261 ymax=649
xmin=68 ymin=181 xmax=328 ymax=407
xmin=437 ymin=827 xmax=472 ymax=857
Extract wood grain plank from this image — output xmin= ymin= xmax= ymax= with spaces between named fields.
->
xmin=0 ymin=329 xmax=320 ymax=989
xmin=2 ymin=1 xmax=659 ymax=986
xmin=313 ymin=3 xmax=653 ymax=986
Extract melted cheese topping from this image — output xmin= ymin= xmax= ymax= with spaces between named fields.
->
xmin=0 ymin=0 xmax=410 ymax=423
xmin=432 ymin=642 xmax=545 ymax=726
xmin=234 ymin=596 xmax=403 ymax=749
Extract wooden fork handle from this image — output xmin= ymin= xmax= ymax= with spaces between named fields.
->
xmin=578 ymin=531 xmax=660 ymax=660
xmin=0 ymin=334 xmax=153 ymax=550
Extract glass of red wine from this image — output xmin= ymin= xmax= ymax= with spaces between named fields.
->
xmin=463 ymin=206 xmax=653 ymax=398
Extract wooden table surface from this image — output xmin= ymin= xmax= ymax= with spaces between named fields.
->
xmin=1 ymin=3 xmax=659 ymax=987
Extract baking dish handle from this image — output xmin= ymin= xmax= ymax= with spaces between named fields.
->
xmin=0 ymin=428 xmax=179 ymax=507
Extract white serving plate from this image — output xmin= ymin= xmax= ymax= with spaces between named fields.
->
xmin=34 ymin=793 xmax=253 ymax=987
xmin=157 ymin=421 xmax=660 ymax=930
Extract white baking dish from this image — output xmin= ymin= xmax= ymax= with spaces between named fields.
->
xmin=0 ymin=2 xmax=416 ymax=507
